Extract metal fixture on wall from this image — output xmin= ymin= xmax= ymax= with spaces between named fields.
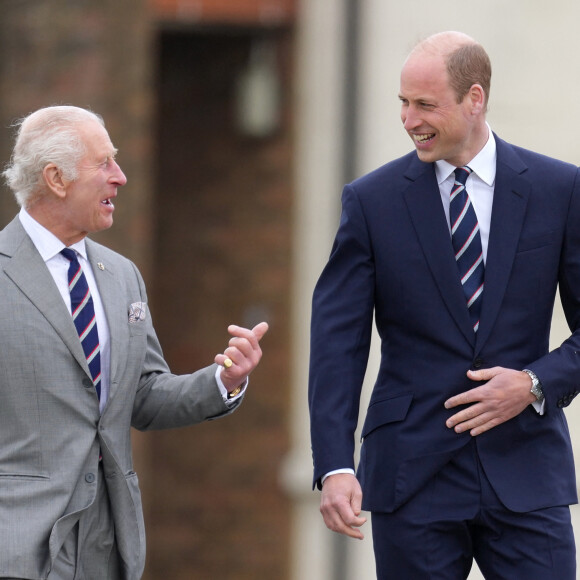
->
xmin=235 ymin=37 xmax=281 ymax=138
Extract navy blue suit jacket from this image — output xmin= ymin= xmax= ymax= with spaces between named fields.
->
xmin=309 ymin=135 xmax=580 ymax=513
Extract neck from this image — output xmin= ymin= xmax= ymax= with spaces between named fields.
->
xmin=26 ymin=199 xmax=85 ymax=246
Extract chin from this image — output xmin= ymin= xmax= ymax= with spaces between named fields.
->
xmin=95 ymin=219 xmax=114 ymax=233
xmin=416 ymin=149 xmax=437 ymax=163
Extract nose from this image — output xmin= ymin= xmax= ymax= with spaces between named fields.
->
xmin=402 ymin=104 xmax=419 ymax=131
xmin=110 ymin=159 xmax=127 ymax=186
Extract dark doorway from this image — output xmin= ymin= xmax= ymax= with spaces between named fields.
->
xmin=144 ymin=27 xmax=292 ymax=580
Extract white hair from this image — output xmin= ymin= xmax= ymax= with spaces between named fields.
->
xmin=2 ymin=105 xmax=105 ymax=207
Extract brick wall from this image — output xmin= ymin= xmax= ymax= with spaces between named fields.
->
xmin=151 ymin=0 xmax=296 ymax=25
xmin=142 ymin=28 xmax=292 ymax=579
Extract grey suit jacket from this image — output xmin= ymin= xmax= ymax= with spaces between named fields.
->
xmin=0 ymin=216 xmax=239 ymax=579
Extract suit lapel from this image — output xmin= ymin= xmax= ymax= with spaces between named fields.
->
xmin=402 ymin=159 xmax=476 ymax=346
xmin=0 ymin=218 xmax=90 ymax=376
xmin=475 ymin=137 xmax=530 ymax=352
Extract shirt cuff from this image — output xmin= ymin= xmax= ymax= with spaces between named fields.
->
xmin=214 ymin=366 xmax=247 ymax=405
xmin=321 ymin=468 xmax=356 ymax=486
xmin=532 ymin=398 xmax=545 ymax=415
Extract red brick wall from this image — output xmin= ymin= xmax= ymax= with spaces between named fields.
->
xmin=142 ymin=29 xmax=293 ymax=579
xmin=150 ymin=0 xmax=295 ymax=25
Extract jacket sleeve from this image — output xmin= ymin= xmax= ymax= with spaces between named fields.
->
xmin=127 ymin=262 xmax=238 ymax=431
xmin=309 ymin=184 xmax=375 ymax=488
xmin=527 ymin=167 xmax=580 ymax=409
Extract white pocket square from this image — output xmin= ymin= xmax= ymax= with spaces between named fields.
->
xmin=128 ymin=302 xmax=147 ymax=323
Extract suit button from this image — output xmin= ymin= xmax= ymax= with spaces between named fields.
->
xmin=85 ymin=473 xmax=96 ymax=483
xmin=82 ymin=378 xmax=93 ymax=388
xmin=473 ymin=358 xmax=484 ymax=369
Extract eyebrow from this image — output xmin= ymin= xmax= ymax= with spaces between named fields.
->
xmin=103 ymin=148 xmax=118 ymax=161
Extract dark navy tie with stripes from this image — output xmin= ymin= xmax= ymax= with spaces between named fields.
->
xmin=61 ymin=248 xmax=101 ymax=399
xmin=450 ymin=166 xmax=485 ymax=333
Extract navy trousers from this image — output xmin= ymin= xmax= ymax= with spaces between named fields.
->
xmin=371 ymin=439 xmax=575 ymax=579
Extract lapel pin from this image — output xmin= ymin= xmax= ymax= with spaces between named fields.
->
xmin=97 ymin=262 xmax=105 ymax=270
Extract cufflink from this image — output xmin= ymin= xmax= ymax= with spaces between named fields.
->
xmin=227 ymin=384 xmax=243 ymax=399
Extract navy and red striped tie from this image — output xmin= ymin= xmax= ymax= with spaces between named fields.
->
xmin=450 ymin=166 xmax=484 ymax=332
xmin=61 ymin=248 xmax=101 ymax=399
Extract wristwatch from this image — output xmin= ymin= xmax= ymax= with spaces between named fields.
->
xmin=523 ymin=369 xmax=544 ymax=403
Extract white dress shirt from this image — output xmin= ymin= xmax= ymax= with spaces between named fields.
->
xmin=435 ymin=123 xmax=496 ymax=264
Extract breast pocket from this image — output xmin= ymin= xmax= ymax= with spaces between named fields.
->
xmin=516 ymin=230 xmax=557 ymax=254
xmin=128 ymin=302 xmax=148 ymax=336
xmin=128 ymin=319 xmax=147 ymax=337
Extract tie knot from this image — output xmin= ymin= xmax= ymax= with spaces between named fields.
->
xmin=60 ymin=248 xmax=78 ymax=263
xmin=454 ymin=166 xmax=472 ymax=187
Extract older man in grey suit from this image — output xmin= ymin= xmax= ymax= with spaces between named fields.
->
xmin=0 ymin=105 xmax=268 ymax=579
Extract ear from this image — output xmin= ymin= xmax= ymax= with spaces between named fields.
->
xmin=468 ymin=84 xmax=486 ymax=116
xmin=42 ymin=163 xmax=68 ymax=199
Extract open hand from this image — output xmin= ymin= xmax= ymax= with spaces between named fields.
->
xmin=444 ymin=367 xmax=536 ymax=436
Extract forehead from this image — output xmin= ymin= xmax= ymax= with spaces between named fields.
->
xmin=77 ymin=120 xmax=115 ymax=157
xmin=399 ymin=52 xmax=453 ymax=99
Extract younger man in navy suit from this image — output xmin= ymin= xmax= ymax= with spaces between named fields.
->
xmin=309 ymin=31 xmax=580 ymax=579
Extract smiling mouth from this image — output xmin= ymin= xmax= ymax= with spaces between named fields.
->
xmin=413 ymin=133 xmax=436 ymax=144
xmin=101 ymin=198 xmax=114 ymax=207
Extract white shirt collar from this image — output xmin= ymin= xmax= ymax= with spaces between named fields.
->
xmin=18 ymin=207 xmax=88 ymax=261
xmin=435 ymin=123 xmax=497 ymax=186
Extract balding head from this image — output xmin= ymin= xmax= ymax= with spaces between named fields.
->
xmin=407 ymin=31 xmax=491 ymax=110
xmin=410 ymin=31 xmax=477 ymax=58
